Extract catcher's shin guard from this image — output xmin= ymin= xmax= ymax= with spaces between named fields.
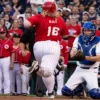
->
xmin=73 ymin=84 xmax=84 ymax=95
xmin=89 ymin=88 xmax=100 ymax=99
xmin=62 ymin=86 xmax=73 ymax=97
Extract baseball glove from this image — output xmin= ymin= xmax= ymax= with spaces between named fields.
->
xmin=70 ymin=50 xmax=85 ymax=61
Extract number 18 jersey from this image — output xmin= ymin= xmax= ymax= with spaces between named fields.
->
xmin=27 ymin=14 xmax=68 ymax=42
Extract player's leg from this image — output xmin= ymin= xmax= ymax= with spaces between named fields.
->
xmin=10 ymin=65 xmax=16 ymax=95
xmin=42 ymin=74 xmax=55 ymax=95
xmin=0 ymin=65 xmax=3 ymax=94
xmin=2 ymin=57 xmax=10 ymax=94
xmin=21 ymin=65 xmax=28 ymax=94
xmin=16 ymin=64 xmax=22 ymax=95
xmin=56 ymin=71 xmax=64 ymax=95
xmin=62 ymin=67 xmax=84 ymax=96
xmin=33 ymin=41 xmax=60 ymax=98
xmin=84 ymin=69 xmax=100 ymax=99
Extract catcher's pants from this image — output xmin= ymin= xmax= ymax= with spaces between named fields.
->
xmin=65 ymin=66 xmax=98 ymax=91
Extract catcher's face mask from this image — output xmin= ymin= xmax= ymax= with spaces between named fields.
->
xmin=82 ymin=21 xmax=96 ymax=43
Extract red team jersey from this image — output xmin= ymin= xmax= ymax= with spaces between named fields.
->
xmin=28 ymin=14 xmax=68 ymax=42
xmin=60 ymin=39 xmax=68 ymax=65
xmin=0 ymin=38 xmax=15 ymax=57
xmin=68 ymin=24 xmax=81 ymax=48
xmin=18 ymin=51 xmax=31 ymax=64
xmin=13 ymin=45 xmax=20 ymax=63
xmin=96 ymin=30 xmax=100 ymax=36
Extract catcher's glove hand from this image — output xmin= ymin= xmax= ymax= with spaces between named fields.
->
xmin=70 ymin=50 xmax=85 ymax=61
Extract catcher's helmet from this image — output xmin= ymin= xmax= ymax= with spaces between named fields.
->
xmin=42 ymin=1 xmax=56 ymax=13
xmin=83 ymin=21 xmax=96 ymax=31
xmin=82 ymin=21 xmax=96 ymax=43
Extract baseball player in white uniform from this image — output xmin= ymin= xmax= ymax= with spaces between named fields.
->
xmin=22 ymin=1 xmax=68 ymax=98
xmin=62 ymin=21 xmax=100 ymax=99
xmin=0 ymin=27 xmax=15 ymax=94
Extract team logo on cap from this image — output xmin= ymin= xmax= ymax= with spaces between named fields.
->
xmin=4 ymin=44 xmax=9 ymax=49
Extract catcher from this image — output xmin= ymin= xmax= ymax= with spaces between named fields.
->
xmin=62 ymin=21 xmax=100 ymax=99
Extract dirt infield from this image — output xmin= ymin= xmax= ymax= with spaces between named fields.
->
xmin=0 ymin=95 xmax=93 ymax=100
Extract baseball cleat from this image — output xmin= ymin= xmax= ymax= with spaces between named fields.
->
xmin=48 ymin=91 xmax=55 ymax=99
xmin=29 ymin=61 xmax=39 ymax=74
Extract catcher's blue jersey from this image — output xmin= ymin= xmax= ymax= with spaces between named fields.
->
xmin=78 ymin=35 xmax=100 ymax=65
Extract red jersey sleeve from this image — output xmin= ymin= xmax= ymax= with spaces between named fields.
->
xmin=59 ymin=17 xmax=68 ymax=36
xmin=27 ymin=14 xmax=40 ymax=25
xmin=61 ymin=24 xmax=68 ymax=36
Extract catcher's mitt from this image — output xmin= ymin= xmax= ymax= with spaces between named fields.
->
xmin=70 ymin=50 xmax=85 ymax=61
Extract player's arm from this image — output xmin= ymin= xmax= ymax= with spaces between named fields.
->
xmin=20 ymin=42 xmax=26 ymax=56
xmin=9 ymin=41 xmax=15 ymax=70
xmin=24 ymin=14 xmax=40 ymax=28
xmin=24 ymin=19 xmax=32 ymax=28
xmin=18 ymin=51 xmax=23 ymax=74
xmin=70 ymin=37 xmax=78 ymax=58
xmin=10 ymin=52 xmax=15 ymax=70
xmin=85 ymin=42 xmax=100 ymax=62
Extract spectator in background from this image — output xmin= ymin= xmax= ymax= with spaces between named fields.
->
xmin=96 ymin=17 xmax=100 ymax=30
xmin=4 ymin=14 xmax=12 ymax=29
xmin=96 ymin=0 xmax=100 ymax=16
xmin=57 ymin=0 xmax=65 ymax=9
xmin=25 ymin=12 xmax=32 ymax=19
xmin=56 ymin=8 xmax=63 ymax=17
xmin=62 ymin=7 xmax=71 ymax=22
xmin=7 ymin=19 xmax=23 ymax=40
xmin=11 ymin=0 xmax=23 ymax=14
xmin=18 ymin=17 xmax=25 ymax=32
xmin=89 ymin=6 xmax=98 ymax=21
xmin=3 ymin=4 xmax=13 ymax=16
xmin=67 ymin=2 xmax=74 ymax=12
xmin=78 ymin=11 xmax=90 ymax=26
xmin=67 ymin=16 xmax=81 ymax=51
xmin=79 ymin=4 xmax=85 ymax=21
xmin=73 ymin=0 xmax=80 ymax=7
xmin=71 ymin=6 xmax=80 ymax=21
xmin=0 ymin=18 xmax=5 ymax=27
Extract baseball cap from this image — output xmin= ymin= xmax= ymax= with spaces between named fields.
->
xmin=13 ymin=33 xmax=21 ymax=38
xmin=0 ymin=27 xmax=6 ymax=33
xmin=63 ymin=7 xmax=71 ymax=13
xmin=69 ymin=2 xmax=75 ymax=6
xmin=57 ymin=8 xmax=62 ymax=12
xmin=83 ymin=11 xmax=90 ymax=16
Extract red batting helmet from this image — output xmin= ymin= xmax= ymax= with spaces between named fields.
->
xmin=42 ymin=1 xmax=56 ymax=13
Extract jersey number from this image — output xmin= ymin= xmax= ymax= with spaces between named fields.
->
xmin=47 ymin=26 xmax=60 ymax=36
